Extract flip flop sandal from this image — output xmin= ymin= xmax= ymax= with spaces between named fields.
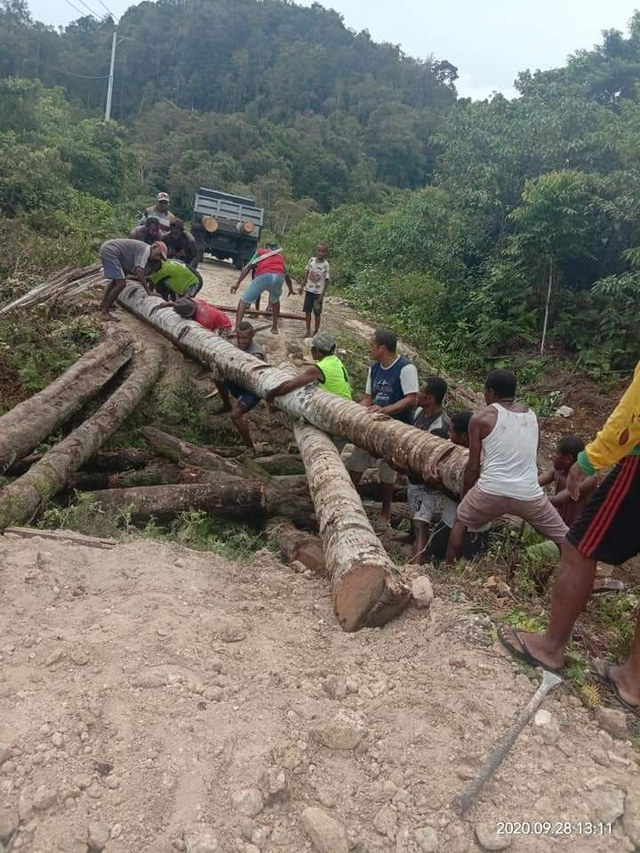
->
xmin=590 ymin=659 xmax=640 ymax=718
xmin=592 ymin=579 xmax=627 ymax=595
xmin=497 ymin=625 xmax=564 ymax=675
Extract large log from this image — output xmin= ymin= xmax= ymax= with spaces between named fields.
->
xmin=86 ymin=474 xmax=315 ymax=525
xmin=118 ymin=285 xmax=468 ymax=495
xmin=141 ymin=427 xmax=263 ymax=480
xmin=0 ymin=333 xmax=133 ymax=472
xmin=0 ymin=345 xmax=163 ymax=530
xmin=294 ymin=422 xmax=411 ymax=632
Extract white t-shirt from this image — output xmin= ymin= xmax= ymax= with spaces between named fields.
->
xmin=304 ymin=257 xmax=331 ymax=295
xmin=365 ymin=359 xmax=419 ymax=397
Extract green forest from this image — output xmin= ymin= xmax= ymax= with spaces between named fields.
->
xmin=1 ymin=0 xmax=639 ymax=376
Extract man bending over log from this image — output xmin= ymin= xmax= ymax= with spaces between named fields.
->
xmin=265 ymin=331 xmax=352 ymax=407
xmin=154 ymin=297 xmax=232 ymax=335
xmin=215 ymin=322 xmax=268 ymax=452
xmin=347 ymin=327 xmax=419 ymax=529
xmin=147 ymin=258 xmax=203 ymax=302
xmin=230 ymin=243 xmax=294 ymax=335
xmin=445 ymin=369 xmax=567 ymax=564
xmin=98 ymin=238 xmax=166 ymax=321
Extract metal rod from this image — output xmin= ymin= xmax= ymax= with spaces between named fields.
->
xmin=104 ymin=27 xmax=117 ymax=121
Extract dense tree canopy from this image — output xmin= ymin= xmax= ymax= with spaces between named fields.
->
xmin=0 ymin=0 xmax=639 ymax=373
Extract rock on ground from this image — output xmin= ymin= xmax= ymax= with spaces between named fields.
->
xmin=301 ymin=807 xmax=349 ymax=853
xmin=475 ymin=821 xmax=512 ymax=850
xmin=414 ymin=826 xmax=438 ymax=852
xmin=595 ymin=707 xmax=628 ymax=740
xmin=184 ymin=825 xmax=219 ymax=853
xmin=311 ymin=710 xmax=365 ymax=750
xmin=411 ymin=576 xmax=434 ymax=609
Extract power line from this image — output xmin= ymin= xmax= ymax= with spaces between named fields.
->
xmin=37 ymin=57 xmax=110 ymax=79
xmin=94 ymin=0 xmax=117 ymax=18
xmin=63 ymin=0 xmax=94 ymax=19
xmin=74 ymin=0 xmax=104 ymax=19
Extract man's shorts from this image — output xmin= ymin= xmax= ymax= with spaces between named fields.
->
xmin=303 ymin=291 xmax=323 ymax=315
xmin=242 ymin=273 xmax=285 ymax=305
xmin=348 ymin=447 xmax=396 ymax=484
xmin=226 ymin=382 xmax=261 ymax=414
xmin=457 ymin=484 xmax=568 ymax=545
xmin=567 ymin=455 xmax=640 ymax=565
xmin=99 ymin=247 xmax=125 ymax=281
xmin=406 ymin=484 xmax=441 ymax=523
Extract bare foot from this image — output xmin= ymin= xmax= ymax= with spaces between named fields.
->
xmin=100 ymin=312 xmax=120 ymax=322
xmin=270 ymin=326 xmax=279 ymax=335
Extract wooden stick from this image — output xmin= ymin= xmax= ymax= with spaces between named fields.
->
xmin=216 ymin=304 xmax=307 ymax=322
xmin=4 ymin=526 xmax=117 ymax=549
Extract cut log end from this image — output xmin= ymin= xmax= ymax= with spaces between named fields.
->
xmin=332 ymin=560 xmax=411 ymax=632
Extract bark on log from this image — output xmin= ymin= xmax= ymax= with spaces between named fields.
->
xmin=248 ymin=454 xmax=306 ymax=476
xmin=83 ymin=449 xmax=157 ymax=473
xmin=68 ymin=463 xmax=183 ymax=492
xmin=118 ymin=284 xmax=468 ymax=496
xmin=3 ymin=526 xmax=117 ymax=550
xmin=141 ymin=427 xmax=263 ymax=480
xmin=294 ymin=422 xmax=411 ymax=632
xmin=0 ymin=345 xmax=163 ymax=530
xmin=266 ymin=518 xmax=326 ymax=576
xmin=86 ymin=474 xmax=314 ymax=525
xmin=0 ymin=333 xmax=133 ymax=472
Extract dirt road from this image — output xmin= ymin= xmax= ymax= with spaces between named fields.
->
xmin=1 ymin=532 xmax=638 ymax=853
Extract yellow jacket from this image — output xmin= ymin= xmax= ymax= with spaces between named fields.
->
xmin=578 ymin=361 xmax=640 ymax=474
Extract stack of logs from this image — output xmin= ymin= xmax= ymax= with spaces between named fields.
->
xmin=0 ymin=273 xmax=470 ymax=633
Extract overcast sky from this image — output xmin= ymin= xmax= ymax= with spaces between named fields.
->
xmin=27 ymin=0 xmax=639 ymax=99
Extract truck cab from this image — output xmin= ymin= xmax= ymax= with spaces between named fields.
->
xmin=191 ymin=187 xmax=264 ymax=269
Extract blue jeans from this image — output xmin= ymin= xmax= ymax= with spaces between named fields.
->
xmin=242 ymin=273 xmax=285 ymax=305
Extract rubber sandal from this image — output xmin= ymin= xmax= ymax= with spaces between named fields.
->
xmin=497 ymin=625 xmax=563 ymax=675
xmin=590 ymin=659 xmax=640 ymax=718
xmin=592 ymin=579 xmax=627 ymax=595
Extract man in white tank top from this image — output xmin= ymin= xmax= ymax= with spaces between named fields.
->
xmin=446 ymin=369 xmax=568 ymax=564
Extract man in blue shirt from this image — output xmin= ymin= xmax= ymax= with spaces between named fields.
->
xmin=348 ymin=327 xmax=419 ymax=526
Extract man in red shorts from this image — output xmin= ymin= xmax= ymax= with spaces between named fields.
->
xmin=498 ymin=362 xmax=640 ymax=714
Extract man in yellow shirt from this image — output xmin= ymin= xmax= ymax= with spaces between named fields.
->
xmin=498 ymin=362 xmax=640 ymax=714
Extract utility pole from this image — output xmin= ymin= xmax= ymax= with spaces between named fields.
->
xmin=104 ymin=26 xmax=117 ymax=121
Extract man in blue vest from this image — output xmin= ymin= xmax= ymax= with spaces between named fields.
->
xmin=348 ymin=327 xmax=419 ymax=527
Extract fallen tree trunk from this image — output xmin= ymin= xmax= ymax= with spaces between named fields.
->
xmin=68 ymin=463 xmax=183 ymax=492
xmin=86 ymin=474 xmax=315 ymax=525
xmin=118 ymin=284 xmax=468 ymax=496
xmin=294 ymin=422 xmax=411 ymax=632
xmin=0 ymin=344 xmax=163 ymax=530
xmin=266 ymin=518 xmax=326 ymax=576
xmin=0 ymin=333 xmax=133 ymax=473
xmin=248 ymin=454 xmax=306 ymax=476
xmin=83 ymin=449 xmax=157 ymax=473
xmin=141 ymin=427 xmax=262 ymax=480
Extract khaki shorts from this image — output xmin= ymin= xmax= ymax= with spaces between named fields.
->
xmin=348 ymin=446 xmax=397 ymax=484
xmin=457 ymin=485 xmax=568 ymax=545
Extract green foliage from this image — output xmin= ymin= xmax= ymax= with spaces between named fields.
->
xmin=0 ymin=304 xmax=101 ymax=409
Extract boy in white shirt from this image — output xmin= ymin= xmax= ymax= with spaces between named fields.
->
xmin=300 ymin=242 xmax=330 ymax=337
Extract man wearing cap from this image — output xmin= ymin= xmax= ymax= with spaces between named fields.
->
xmin=130 ymin=216 xmax=161 ymax=244
xmin=230 ymin=242 xmax=294 ymax=335
xmin=163 ymin=219 xmax=200 ymax=270
xmin=265 ymin=331 xmax=352 ymax=405
xmin=153 ymin=297 xmax=232 ymax=335
xmin=142 ymin=192 xmax=175 ymax=234
xmin=98 ymin=238 xmax=167 ymax=321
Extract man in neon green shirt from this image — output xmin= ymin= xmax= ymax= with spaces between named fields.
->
xmin=265 ymin=331 xmax=352 ymax=405
xmin=148 ymin=259 xmax=203 ymax=301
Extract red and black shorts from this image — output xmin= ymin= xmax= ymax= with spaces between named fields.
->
xmin=567 ymin=455 xmax=640 ymax=565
